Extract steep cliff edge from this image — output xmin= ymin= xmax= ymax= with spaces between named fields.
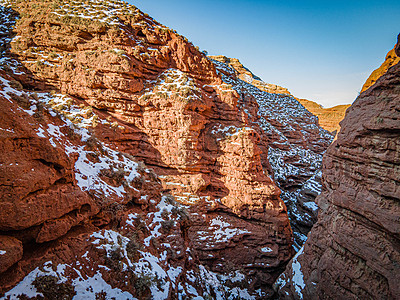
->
xmin=211 ymin=55 xmax=349 ymax=135
xmin=361 ymin=37 xmax=400 ymax=93
xmin=276 ymin=36 xmax=400 ymax=299
xmin=209 ymin=55 xmax=291 ymax=95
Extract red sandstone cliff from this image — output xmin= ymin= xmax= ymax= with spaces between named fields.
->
xmin=0 ymin=0 xmax=294 ymax=298
xmin=0 ymin=0 xmax=333 ymax=298
xmin=276 ymin=35 xmax=400 ymax=299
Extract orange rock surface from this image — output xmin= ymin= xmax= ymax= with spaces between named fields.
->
xmin=297 ymin=98 xmax=350 ymax=134
xmin=210 ymin=55 xmax=292 ymax=95
xmin=361 ymin=43 xmax=400 ymax=93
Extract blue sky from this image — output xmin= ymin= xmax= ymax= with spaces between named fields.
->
xmin=128 ymin=0 xmax=399 ymax=107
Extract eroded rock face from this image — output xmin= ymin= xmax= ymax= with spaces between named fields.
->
xmin=0 ymin=0 xmax=334 ymax=298
xmin=0 ymin=78 xmax=99 ymax=239
xmin=0 ymin=235 xmax=22 ymax=273
xmin=276 ymin=36 xmax=400 ymax=299
xmin=209 ymin=55 xmax=291 ymax=95
xmin=210 ymin=58 xmax=334 ymax=249
xmin=0 ymin=0 xmax=295 ymax=297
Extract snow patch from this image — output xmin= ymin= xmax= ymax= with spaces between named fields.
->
xmin=292 ymin=246 xmax=306 ymax=298
xmin=2 ymin=261 xmax=134 ymax=300
xmin=261 ymin=247 xmax=273 ymax=253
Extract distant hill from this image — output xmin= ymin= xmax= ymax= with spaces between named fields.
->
xmin=297 ymin=99 xmax=350 ymax=135
xmin=210 ymin=55 xmax=349 ymax=135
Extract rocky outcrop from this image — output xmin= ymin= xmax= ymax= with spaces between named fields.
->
xmin=212 ymin=55 xmax=349 ymax=136
xmin=276 ymin=36 xmax=400 ymax=299
xmin=0 ymin=235 xmax=23 ymax=273
xmin=297 ymin=98 xmax=350 ymax=134
xmin=0 ymin=86 xmax=99 ymax=239
xmin=210 ymin=55 xmax=291 ymax=95
xmin=0 ymin=0 xmax=335 ymax=298
xmin=0 ymin=0 xmax=300 ymax=297
xmin=361 ymin=38 xmax=400 ymax=93
xmin=210 ymin=57 xmax=333 ymax=249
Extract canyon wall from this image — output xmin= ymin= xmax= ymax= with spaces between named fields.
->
xmin=0 ymin=0 xmax=332 ymax=298
xmin=211 ymin=55 xmax=333 ymax=249
xmin=0 ymin=0 xmax=338 ymax=298
xmin=276 ymin=35 xmax=400 ymax=299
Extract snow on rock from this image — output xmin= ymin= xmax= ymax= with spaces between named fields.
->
xmin=275 ymin=246 xmax=305 ymax=299
xmin=0 ymin=75 xmax=26 ymax=104
xmin=140 ymin=68 xmax=202 ymax=104
xmin=211 ymin=58 xmax=333 ymax=248
xmin=303 ymin=201 xmax=318 ymax=211
xmin=83 ymin=195 xmax=260 ymax=299
xmin=89 ymin=226 xmax=175 ymax=298
xmin=68 ymin=143 xmax=141 ymax=198
xmin=0 ymin=70 xmax=149 ymax=204
xmin=0 ymin=3 xmax=15 ymax=51
xmin=267 ymin=146 xmax=322 ymax=183
xmin=8 ymin=86 xmax=143 ymax=199
xmin=2 ymin=261 xmax=135 ymax=300
xmin=291 ymin=247 xmax=306 ymax=298
xmin=196 ymin=266 xmax=257 ymax=300
xmin=261 ymin=247 xmax=273 ymax=253
xmin=302 ymin=171 xmax=323 ymax=197
xmin=206 ymin=216 xmax=250 ymax=243
xmin=211 ymin=124 xmax=255 ymax=142
xmin=143 ymin=195 xmax=180 ymax=246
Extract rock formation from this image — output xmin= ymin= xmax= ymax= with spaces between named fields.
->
xmin=361 ymin=39 xmax=400 ymax=93
xmin=276 ymin=35 xmax=400 ymax=299
xmin=210 ymin=55 xmax=333 ymax=249
xmin=211 ymin=55 xmax=350 ymax=136
xmin=0 ymin=0 xmax=334 ymax=298
xmin=210 ymin=55 xmax=291 ymax=95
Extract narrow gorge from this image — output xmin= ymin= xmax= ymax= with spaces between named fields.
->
xmin=276 ymin=35 xmax=400 ymax=299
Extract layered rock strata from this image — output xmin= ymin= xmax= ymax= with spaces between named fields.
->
xmin=0 ymin=0 xmax=335 ymax=297
xmin=276 ymin=36 xmax=400 ymax=299
xmin=0 ymin=0 xmax=302 ymax=297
